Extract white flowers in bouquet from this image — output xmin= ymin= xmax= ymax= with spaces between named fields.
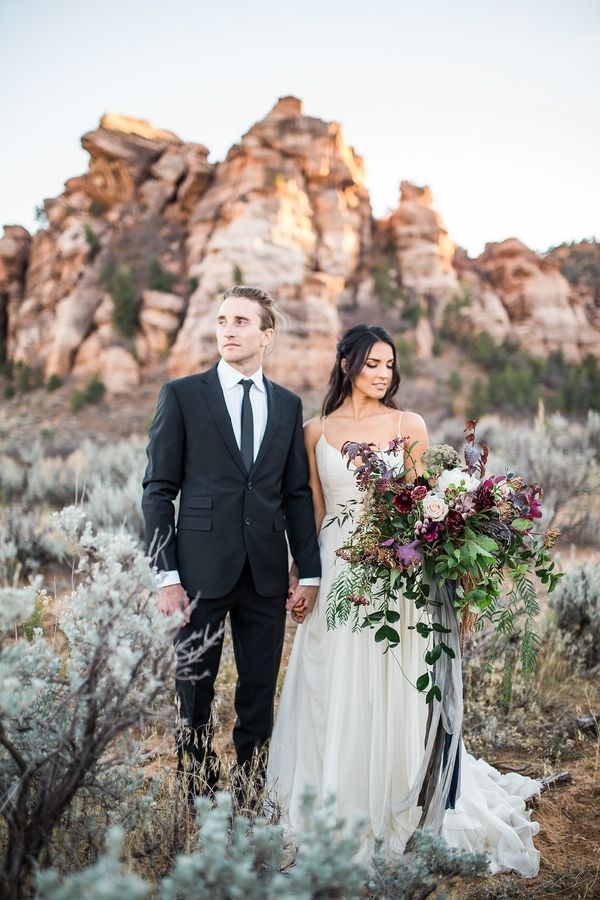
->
xmin=435 ymin=467 xmax=480 ymax=495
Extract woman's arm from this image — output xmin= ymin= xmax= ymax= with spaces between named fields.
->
xmin=304 ymin=417 xmax=327 ymax=534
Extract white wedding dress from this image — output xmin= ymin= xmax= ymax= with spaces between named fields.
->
xmin=267 ymin=428 xmax=541 ymax=876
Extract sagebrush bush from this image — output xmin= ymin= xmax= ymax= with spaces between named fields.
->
xmin=0 ymin=511 xmax=191 ymax=898
xmin=550 ymin=562 xmax=600 ymax=668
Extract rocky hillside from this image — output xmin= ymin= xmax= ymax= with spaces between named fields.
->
xmin=1 ymin=97 xmax=599 ymax=395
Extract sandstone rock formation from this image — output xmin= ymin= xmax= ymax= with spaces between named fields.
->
xmin=2 ymin=98 xmax=599 ymax=396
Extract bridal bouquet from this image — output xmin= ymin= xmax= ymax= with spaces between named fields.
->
xmin=326 ymin=421 xmax=563 ymax=703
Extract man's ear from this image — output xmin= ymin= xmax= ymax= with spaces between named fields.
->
xmin=261 ymin=328 xmax=275 ymax=348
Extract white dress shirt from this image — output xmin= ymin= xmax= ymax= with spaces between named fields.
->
xmin=158 ymin=357 xmax=319 ymax=589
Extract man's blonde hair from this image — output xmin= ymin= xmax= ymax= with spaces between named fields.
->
xmin=221 ymin=285 xmax=284 ymax=332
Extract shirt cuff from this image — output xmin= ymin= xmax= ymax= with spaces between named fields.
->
xmin=298 ymin=577 xmax=320 ymax=586
xmin=157 ymin=570 xmax=181 ymax=588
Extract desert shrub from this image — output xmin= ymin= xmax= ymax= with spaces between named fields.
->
xmin=3 ymin=383 xmax=15 ymax=399
xmin=232 ymin=263 xmax=244 ymax=285
xmin=370 ymin=827 xmax=487 ymax=898
xmin=46 ymin=374 xmax=62 ymax=392
xmin=447 ymin=370 xmax=462 ymax=393
xmin=0 ymin=512 xmax=193 ymax=898
xmin=70 ymin=373 xmax=105 ymax=412
xmin=34 ymin=793 xmax=487 ymax=899
xmin=550 ymin=563 xmax=600 ymax=669
xmin=70 ymin=389 xmax=85 ymax=412
xmin=84 ymin=224 xmax=101 ymax=260
xmin=148 ymin=256 xmax=176 ymax=292
xmin=0 ymin=437 xmax=147 ymax=548
xmin=101 ymin=262 xmax=139 ymax=338
xmin=188 ymin=276 xmax=199 ymax=294
xmin=89 ymin=199 xmax=109 ymax=217
xmin=396 ymin=336 xmax=416 ymax=377
xmin=0 ymin=504 xmax=65 ymax=577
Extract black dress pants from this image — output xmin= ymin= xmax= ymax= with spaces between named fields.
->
xmin=175 ymin=558 xmax=287 ymax=795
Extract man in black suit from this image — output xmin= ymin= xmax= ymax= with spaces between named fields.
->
xmin=142 ymin=285 xmax=320 ymax=804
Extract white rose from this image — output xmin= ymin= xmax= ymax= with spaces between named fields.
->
xmin=436 ymin=467 xmax=480 ymax=495
xmin=422 ymin=492 xmax=449 ymax=522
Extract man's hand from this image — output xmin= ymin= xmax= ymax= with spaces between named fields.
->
xmin=288 ymin=563 xmax=299 ymax=601
xmin=286 ymin=584 xmax=318 ymax=624
xmin=156 ymin=583 xmax=191 ymax=624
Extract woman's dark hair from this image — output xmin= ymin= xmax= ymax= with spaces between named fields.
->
xmin=322 ymin=324 xmax=401 ymax=416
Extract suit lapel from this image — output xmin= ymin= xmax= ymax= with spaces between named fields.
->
xmin=251 ymin=376 xmax=280 ymax=475
xmin=199 ymin=365 xmax=247 ymax=476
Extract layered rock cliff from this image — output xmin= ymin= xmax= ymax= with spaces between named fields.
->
xmin=1 ymin=98 xmax=598 ymax=394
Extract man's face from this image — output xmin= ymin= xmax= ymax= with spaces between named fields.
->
xmin=216 ymin=296 xmax=273 ymax=369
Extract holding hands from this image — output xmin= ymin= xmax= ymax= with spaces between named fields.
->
xmin=287 ymin=564 xmax=317 ymax=624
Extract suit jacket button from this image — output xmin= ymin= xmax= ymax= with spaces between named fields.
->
xmin=244 ymin=517 xmax=251 ymax=526
xmin=247 ymin=482 xmax=253 ymax=490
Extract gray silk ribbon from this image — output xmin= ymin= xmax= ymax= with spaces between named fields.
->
xmin=397 ymin=577 xmax=463 ymax=847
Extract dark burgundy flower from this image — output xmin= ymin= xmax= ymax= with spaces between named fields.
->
xmin=393 ymin=489 xmax=415 ymax=514
xmin=474 ymin=482 xmax=495 ymax=512
xmin=412 ymin=485 xmax=428 ymax=502
xmin=396 ymin=540 xmax=422 ymax=566
xmin=445 ymin=509 xmax=466 ymax=536
xmin=421 ymin=520 xmax=444 ymax=543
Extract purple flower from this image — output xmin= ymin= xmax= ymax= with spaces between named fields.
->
xmin=396 ymin=540 xmax=422 ymax=567
xmin=421 ymin=520 xmax=444 ymax=543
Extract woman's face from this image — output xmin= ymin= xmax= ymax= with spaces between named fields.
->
xmin=351 ymin=340 xmax=395 ymax=399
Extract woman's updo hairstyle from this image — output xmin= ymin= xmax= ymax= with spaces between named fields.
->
xmin=321 ymin=324 xmax=401 ymax=416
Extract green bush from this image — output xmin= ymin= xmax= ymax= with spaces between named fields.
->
xmin=3 ymin=384 xmax=15 ymax=400
xmin=84 ymin=224 xmax=101 ymax=260
xmin=46 ymin=374 xmax=62 ymax=392
xmin=70 ymin=374 xmax=105 ymax=412
xmin=232 ymin=263 xmax=244 ymax=284
xmin=89 ymin=199 xmax=108 ymax=217
xmin=148 ymin=256 xmax=176 ymax=292
xmin=70 ymin=390 xmax=85 ymax=412
xmin=188 ymin=276 xmax=199 ymax=294
xmin=395 ymin=337 xmax=416 ymax=378
xmin=447 ymin=369 xmax=462 ymax=392
xmin=83 ymin=373 xmax=105 ymax=405
xmin=102 ymin=263 xmax=139 ymax=338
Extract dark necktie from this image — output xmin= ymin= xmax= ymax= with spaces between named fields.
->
xmin=239 ymin=379 xmax=254 ymax=472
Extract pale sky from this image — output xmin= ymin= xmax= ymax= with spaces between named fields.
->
xmin=1 ymin=0 xmax=598 ymax=256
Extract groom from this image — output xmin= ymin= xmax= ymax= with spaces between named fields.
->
xmin=142 ymin=285 xmax=320 ymax=804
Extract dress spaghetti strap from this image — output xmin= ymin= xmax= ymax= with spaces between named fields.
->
xmin=397 ymin=410 xmax=404 ymax=437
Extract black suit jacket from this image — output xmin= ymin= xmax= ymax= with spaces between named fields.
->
xmin=142 ymin=365 xmax=321 ymax=598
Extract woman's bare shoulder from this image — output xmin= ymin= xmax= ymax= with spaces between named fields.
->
xmin=303 ymin=416 xmax=323 ymax=447
xmin=399 ymin=409 xmax=428 ymax=434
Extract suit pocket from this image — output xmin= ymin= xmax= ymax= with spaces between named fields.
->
xmin=185 ymin=495 xmax=212 ymax=509
xmin=273 ymin=515 xmax=286 ymax=532
xmin=177 ymin=515 xmax=212 ymax=531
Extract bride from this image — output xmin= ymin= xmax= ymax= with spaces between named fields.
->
xmin=267 ymin=324 xmax=541 ymax=876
